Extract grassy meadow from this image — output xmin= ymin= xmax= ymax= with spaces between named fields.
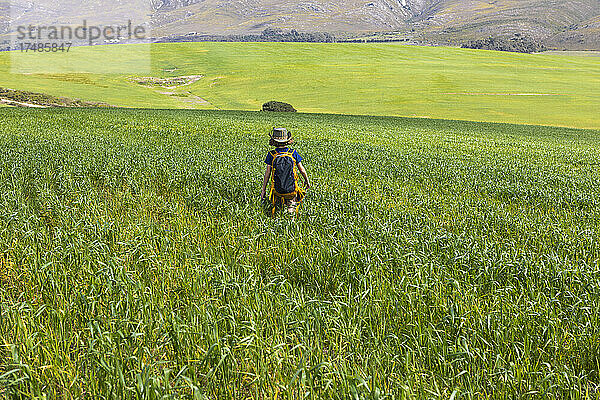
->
xmin=1 ymin=42 xmax=599 ymax=128
xmin=1 ymin=107 xmax=599 ymax=398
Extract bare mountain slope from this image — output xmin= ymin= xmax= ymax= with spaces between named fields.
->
xmin=412 ymin=0 xmax=600 ymax=41
xmin=2 ymin=0 xmax=600 ymax=48
xmin=151 ymin=0 xmax=600 ymax=48
xmin=546 ymin=14 xmax=600 ymax=49
xmin=151 ymin=0 xmax=416 ymax=35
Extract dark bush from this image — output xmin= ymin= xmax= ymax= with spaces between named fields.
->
xmin=262 ymin=101 xmax=297 ymax=112
xmin=462 ymin=35 xmax=547 ymax=53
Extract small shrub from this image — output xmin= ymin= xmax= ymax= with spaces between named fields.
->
xmin=262 ymin=101 xmax=297 ymax=112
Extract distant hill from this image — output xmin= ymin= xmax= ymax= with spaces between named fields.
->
xmin=2 ymin=0 xmax=600 ymax=49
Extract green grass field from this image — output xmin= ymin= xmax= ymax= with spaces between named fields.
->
xmin=1 ymin=42 xmax=599 ymax=128
xmin=1 ymin=108 xmax=599 ymax=398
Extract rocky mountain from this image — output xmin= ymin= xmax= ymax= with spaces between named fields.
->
xmin=151 ymin=0 xmax=415 ymax=35
xmin=2 ymin=0 xmax=599 ymax=49
xmin=150 ymin=0 xmax=600 ymax=48
xmin=410 ymin=0 xmax=600 ymax=43
xmin=546 ymin=14 xmax=600 ymax=49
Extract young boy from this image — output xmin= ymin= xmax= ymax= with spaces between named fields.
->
xmin=261 ymin=128 xmax=310 ymax=214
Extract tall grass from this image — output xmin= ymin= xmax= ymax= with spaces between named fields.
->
xmin=0 ymin=108 xmax=599 ymax=399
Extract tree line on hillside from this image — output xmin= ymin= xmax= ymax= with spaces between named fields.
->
xmin=462 ymin=34 xmax=547 ymax=53
xmin=156 ymin=28 xmax=336 ymax=43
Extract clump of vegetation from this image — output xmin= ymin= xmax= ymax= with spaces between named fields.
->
xmin=262 ymin=101 xmax=297 ymax=112
xmin=0 ymin=108 xmax=599 ymax=398
xmin=462 ymin=34 xmax=547 ymax=53
xmin=0 ymin=87 xmax=111 ymax=107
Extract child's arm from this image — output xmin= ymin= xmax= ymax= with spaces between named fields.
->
xmin=297 ymin=162 xmax=310 ymax=189
xmin=261 ymin=165 xmax=272 ymax=199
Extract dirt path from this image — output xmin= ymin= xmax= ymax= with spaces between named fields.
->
xmin=156 ymin=90 xmax=219 ymax=109
xmin=181 ymin=93 xmax=215 ymax=107
xmin=0 ymin=98 xmax=47 ymax=108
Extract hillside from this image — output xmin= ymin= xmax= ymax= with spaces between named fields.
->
xmin=151 ymin=0 xmax=600 ymax=45
xmin=417 ymin=1 xmax=600 ymax=50
xmin=0 ymin=42 xmax=598 ymax=129
xmin=546 ymin=15 xmax=600 ymax=50
xmin=3 ymin=0 xmax=600 ymax=48
xmin=411 ymin=0 xmax=600 ymax=39
xmin=151 ymin=0 xmax=415 ymax=35
xmin=0 ymin=2 xmax=8 ymax=47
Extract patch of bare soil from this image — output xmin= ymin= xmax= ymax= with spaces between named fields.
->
xmin=131 ymin=75 xmax=203 ymax=88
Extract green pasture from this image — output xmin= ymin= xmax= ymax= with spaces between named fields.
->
xmin=0 ymin=42 xmax=599 ymax=128
xmin=1 ymin=108 xmax=599 ymax=398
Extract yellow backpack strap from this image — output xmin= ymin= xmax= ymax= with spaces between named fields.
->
xmin=270 ymin=150 xmax=278 ymax=192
